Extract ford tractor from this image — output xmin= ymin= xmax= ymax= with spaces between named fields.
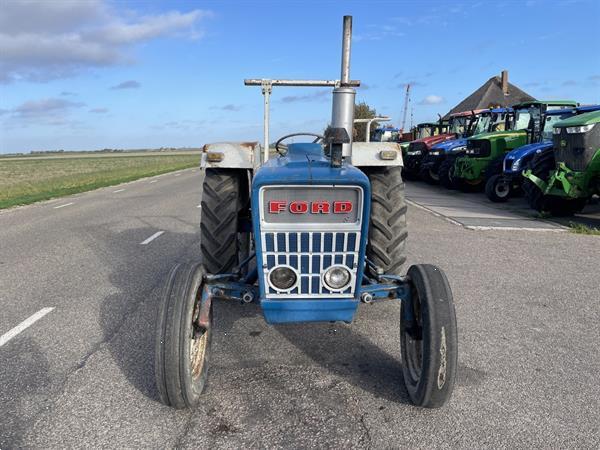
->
xmin=155 ymin=17 xmax=458 ymax=410
xmin=522 ymin=109 xmax=600 ymax=215
xmin=404 ymin=111 xmax=481 ymax=181
xmin=422 ymin=108 xmax=512 ymax=186
xmin=486 ymin=105 xmax=600 ymax=202
xmin=448 ymin=100 xmax=578 ymax=192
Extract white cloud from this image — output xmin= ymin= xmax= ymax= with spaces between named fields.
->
xmin=419 ymin=95 xmax=445 ymax=105
xmin=0 ymin=1 xmax=212 ymax=83
xmin=1 ymin=97 xmax=85 ymax=128
xmin=111 ymin=80 xmax=141 ymax=90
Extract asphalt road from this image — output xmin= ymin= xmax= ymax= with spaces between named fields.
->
xmin=1 ymin=169 xmax=599 ymax=449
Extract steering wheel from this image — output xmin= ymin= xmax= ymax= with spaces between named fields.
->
xmin=274 ymin=133 xmax=325 ymax=155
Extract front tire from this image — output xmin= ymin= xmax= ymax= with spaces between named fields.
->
xmin=419 ymin=165 xmax=440 ymax=184
xmin=401 ymin=264 xmax=458 ymax=408
xmin=364 ymin=166 xmax=408 ymax=275
xmin=485 ymin=174 xmax=511 ymax=203
xmin=155 ymin=263 xmax=212 ymax=409
xmin=523 ymin=150 xmax=555 ymax=212
xmin=439 ymin=156 xmax=458 ymax=190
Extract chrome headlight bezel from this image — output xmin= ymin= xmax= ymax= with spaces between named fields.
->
xmin=565 ymin=124 xmax=595 ymax=134
xmin=322 ymin=265 xmax=352 ymax=291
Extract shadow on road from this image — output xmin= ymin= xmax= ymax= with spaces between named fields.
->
xmin=98 ymin=226 xmax=413 ymax=407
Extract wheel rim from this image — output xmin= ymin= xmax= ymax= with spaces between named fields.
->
xmin=190 ymin=298 xmax=209 ymax=380
xmin=429 ymin=169 xmax=440 ymax=181
xmin=404 ymin=289 xmax=424 ymax=384
xmin=495 ymin=182 xmax=509 ymax=198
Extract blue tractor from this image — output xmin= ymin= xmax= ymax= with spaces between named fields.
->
xmin=155 ymin=17 xmax=458 ymax=410
xmin=485 ymin=105 xmax=600 ymax=202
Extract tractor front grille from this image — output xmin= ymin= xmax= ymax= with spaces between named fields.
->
xmin=466 ymin=139 xmax=491 ymax=157
xmin=258 ymin=185 xmax=363 ymax=299
xmin=553 ymin=125 xmax=600 ymax=171
xmin=261 ymin=231 xmax=361 ymax=297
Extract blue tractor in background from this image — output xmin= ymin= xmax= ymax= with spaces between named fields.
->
xmin=155 ymin=17 xmax=458 ymax=410
xmin=485 ymin=105 xmax=600 ymax=202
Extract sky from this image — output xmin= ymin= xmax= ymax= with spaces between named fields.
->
xmin=1 ymin=0 xmax=599 ymax=153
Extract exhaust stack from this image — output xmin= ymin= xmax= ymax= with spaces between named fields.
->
xmin=244 ymin=16 xmax=360 ymax=163
xmin=331 ymin=16 xmax=357 ymax=158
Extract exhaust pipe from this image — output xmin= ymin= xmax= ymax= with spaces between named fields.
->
xmin=331 ymin=16 xmax=356 ymax=159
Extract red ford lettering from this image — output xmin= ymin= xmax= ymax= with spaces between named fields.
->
xmin=289 ymin=201 xmax=308 ymax=214
xmin=268 ymin=200 xmax=354 ymax=214
xmin=269 ymin=200 xmax=286 ymax=214
xmin=311 ymin=201 xmax=330 ymax=214
xmin=333 ymin=201 xmax=352 ymax=214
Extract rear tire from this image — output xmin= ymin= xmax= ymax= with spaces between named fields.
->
xmin=485 ymin=174 xmax=510 ymax=203
xmin=401 ymin=264 xmax=458 ymax=408
xmin=155 ymin=263 xmax=212 ymax=409
xmin=542 ymin=197 xmax=587 ymax=216
xmin=365 ymin=166 xmax=407 ymax=275
xmin=200 ymin=169 xmax=242 ymax=274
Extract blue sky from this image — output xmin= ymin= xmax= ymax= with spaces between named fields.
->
xmin=1 ymin=0 xmax=599 ymax=153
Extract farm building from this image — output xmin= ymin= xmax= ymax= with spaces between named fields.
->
xmin=444 ymin=70 xmax=536 ymax=118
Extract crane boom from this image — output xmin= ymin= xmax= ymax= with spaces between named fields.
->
xmin=400 ymin=83 xmax=410 ymax=133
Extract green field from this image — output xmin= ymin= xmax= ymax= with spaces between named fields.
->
xmin=0 ymin=152 xmax=200 ymax=209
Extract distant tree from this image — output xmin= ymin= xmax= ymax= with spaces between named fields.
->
xmin=323 ymin=101 xmax=381 ymax=142
xmin=353 ymin=101 xmax=380 ymax=142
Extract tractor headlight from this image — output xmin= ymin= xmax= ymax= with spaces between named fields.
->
xmin=323 ymin=265 xmax=352 ymax=290
xmin=269 ymin=266 xmax=297 ymax=291
xmin=553 ymin=127 xmax=562 ymax=135
xmin=565 ymin=124 xmax=595 ymax=134
xmin=430 ymin=150 xmax=440 ymax=156
xmin=451 ymin=145 xmax=466 ymax=152
xmin=406 ymin=150 xmax=422 ymax=156
xmin=466 ymin=149 xmax=475 ymax=155
xmin=511 ymin=159 xmax=521 ymax=171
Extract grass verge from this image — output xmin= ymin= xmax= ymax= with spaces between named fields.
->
xmin=568 ymin=222 xmax=600 ymax=235
xmin=0 ymin=153 xmax=200 ymax=209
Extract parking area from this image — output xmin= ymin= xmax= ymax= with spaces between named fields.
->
xmin=405 ymin=181 xmax=600 ymax=231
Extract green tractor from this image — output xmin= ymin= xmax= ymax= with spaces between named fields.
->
xmin=445 ymin=101 xmax=578 ymax=192
xmin=522 ymin=110 xmax=600 ymax=216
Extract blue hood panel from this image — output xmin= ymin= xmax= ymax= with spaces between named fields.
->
xmin=505 ymin=141 xmax=552 ymax=161
xmin=431 ymin=138 xmax=467 ymax=153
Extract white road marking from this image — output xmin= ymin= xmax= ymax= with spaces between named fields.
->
xmin=465 ymin=225 xmax=565 ymax=232
xmin=53 ymin=202 xmax=74 ymax=209
xmin=140 ymin=231 xmax=164 ymax=245
xmin=149 ymin=180 xmax=158 ymax=184
xmin=113 ymin=189 xmax=125 ymax=193
xmin=0 ymin=307 xmax=55 ymax=347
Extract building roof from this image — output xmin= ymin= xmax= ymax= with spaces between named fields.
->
xmin=444 ymin=74 xmax=536 ymax=119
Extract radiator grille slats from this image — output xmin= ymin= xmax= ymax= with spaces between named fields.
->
xmin=262 ymin=231 xmax=360 ymax=298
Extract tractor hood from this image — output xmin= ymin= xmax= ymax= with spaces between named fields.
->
xmin=554 ymin=110 xmax=600 ymax=128
xmin=469 ymin=129 xmax=526 ymax=144
xmin=413 ymin=133 xmax=456 ymax=148
xmin=431 ymin=138 xmax=467 ymax=153
xmin=254 ymin=143 xmax=370 ymax=186
xmin=505 ymin=141 xmax=552 ymax=161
